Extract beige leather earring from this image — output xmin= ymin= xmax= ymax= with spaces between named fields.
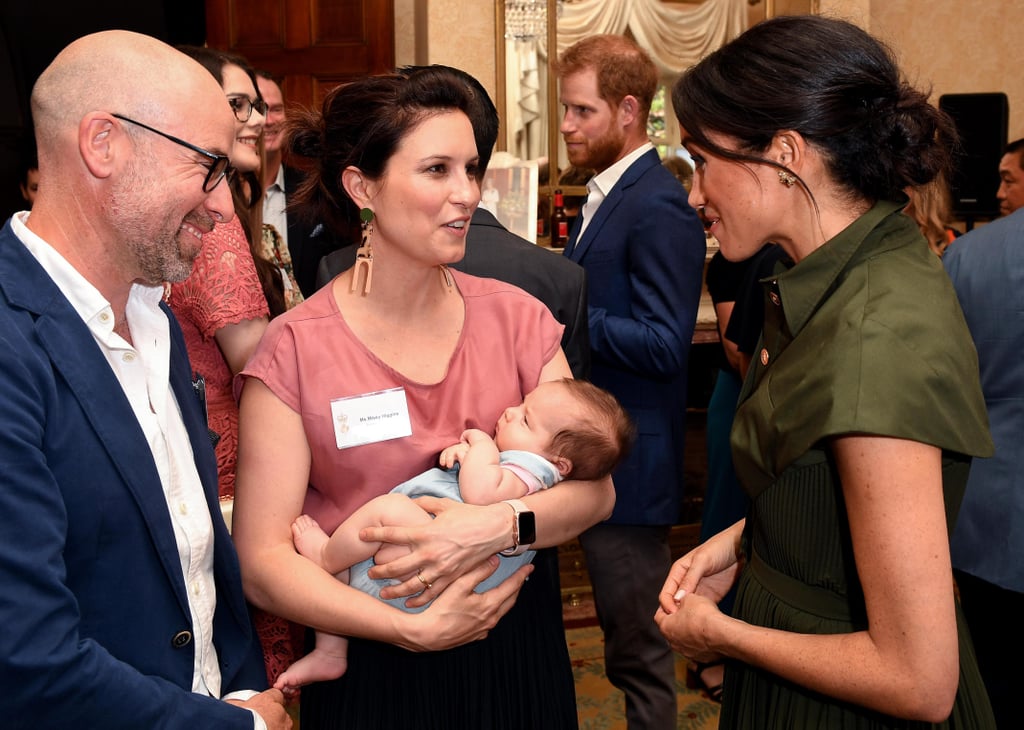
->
xmin=351 ymin=207 xmax=374 ymax=294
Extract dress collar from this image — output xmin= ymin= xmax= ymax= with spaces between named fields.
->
xmin=772 ymin=200 xmax=908 ymax=336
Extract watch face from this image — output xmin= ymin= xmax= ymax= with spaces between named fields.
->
xmin=518 ymin=511 xmax=537 ymax=545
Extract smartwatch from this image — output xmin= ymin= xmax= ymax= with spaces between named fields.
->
xmin=499 ymin=499 xmax=536 ymax=556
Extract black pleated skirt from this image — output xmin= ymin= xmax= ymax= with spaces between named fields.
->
xmin=301 ymin=548 xmax=579 ymax=729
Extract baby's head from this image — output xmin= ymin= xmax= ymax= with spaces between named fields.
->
xmin=495 ymin=378 xmax=635 ymax=480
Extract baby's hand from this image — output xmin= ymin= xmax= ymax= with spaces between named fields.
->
xmin=460 ymin=428 xmax=490 ymax=445
xmin=439 ymin=442 xmax=470 ymax=469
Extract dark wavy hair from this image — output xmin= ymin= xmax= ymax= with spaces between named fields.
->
xmin=671 ymin=15 xmax=957 ymax=204
xmin=285 ymin=67 xmax=476 ymax=241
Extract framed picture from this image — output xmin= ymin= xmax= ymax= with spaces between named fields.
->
xmin=481 ymin=155 xmax=538 ymax=243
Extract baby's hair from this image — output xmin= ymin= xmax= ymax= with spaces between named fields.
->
xmin=550 ymin=379 xmax=635 ymax=481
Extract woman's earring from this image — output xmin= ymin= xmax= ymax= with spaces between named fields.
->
xmin=778 ymin=169 xmax=797 ymax=188
xmin=351 ymin=207 xmax=374 ymax=295
xmin=439 ymin=264 xmax=454 ymax=292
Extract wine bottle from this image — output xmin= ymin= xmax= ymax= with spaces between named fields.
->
xmin=551 ymin=189 xmax=568 ymax=247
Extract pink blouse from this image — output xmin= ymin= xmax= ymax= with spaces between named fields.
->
xmin=240 ymin=269 xmax=563 ymax=533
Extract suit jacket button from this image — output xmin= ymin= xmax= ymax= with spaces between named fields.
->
xmin=172 ymin=630 xmax=193 ymax=649
xmin=760 ymin=348 xmax=770 ymax=366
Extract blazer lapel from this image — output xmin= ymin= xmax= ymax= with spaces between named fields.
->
xmin=564 ymin=149 xmax=661 ymax=263
xmin=1 ymin=226 xmax=193 ymax=616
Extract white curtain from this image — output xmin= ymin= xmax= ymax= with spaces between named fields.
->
xmin=507 ymin=0 xmax=748 ymax=160
xmin=557 ymin=0 xmax=747 ymax=75
xmin=507 ymin=38 xmax=547 ymax=161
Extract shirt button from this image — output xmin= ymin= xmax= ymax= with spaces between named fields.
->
xmin=760 ymin=348 xmax=770 ymax=366
xmin=179 ymin=502 xmax=188 ymax=515
xmin=122 ymin=352 xmax=135 ymax=362
xmin=99 ymin=312 xmax=111 ymax=323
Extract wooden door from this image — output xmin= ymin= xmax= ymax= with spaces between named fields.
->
xmin=205 ymin=0 xmax=395 ymax=110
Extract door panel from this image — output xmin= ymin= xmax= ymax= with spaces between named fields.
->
xmin=205 ymin=0 xmax=395 ymax=108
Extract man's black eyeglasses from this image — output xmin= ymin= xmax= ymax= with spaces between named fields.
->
xmin=112 ymin=114 xmax=233 ymax=193
xmin=227 ymin=95 xmax=269 ymax=123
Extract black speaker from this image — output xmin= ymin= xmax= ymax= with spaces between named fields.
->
xmin=939 ymin=93 xmax=1009 ymax=219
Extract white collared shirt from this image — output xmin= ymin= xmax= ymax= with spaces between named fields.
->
xmin=11 ymin=213 xmax=264 ymax=728
xmin=263 ymin=165 xmax=288 ymax=249
xmin=577 ymin=141 xmax=654 ymax=241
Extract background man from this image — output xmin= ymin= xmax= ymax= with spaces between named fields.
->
xmin=996 ymin=137 xmax=1024 ymax=216
xmin=0 ymin=31 xmax=288 ymax=729
xmin=316 ymin=65 xmax=592 ymax=381
xmin=557 ymin=34 xmax=707 ymax=729
xmin=257 ymin=69 xmax=339 ymax=298
xmin=943 ymin=206 xmax=1024 ymax=729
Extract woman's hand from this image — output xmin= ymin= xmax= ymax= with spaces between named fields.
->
xmin=657 ymin=519 xmax=744 ymax=615
xmin=396 ymin=560 xmax=533 ymax=652
xmin=653 ymin=520 xmax=744 ymax=664
xmin=362 ymin=496 xmax=509 ymax=607
xmin=654 ymin=589 xmax=728 ymax=665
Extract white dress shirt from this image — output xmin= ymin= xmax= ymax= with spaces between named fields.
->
xmin=263 ymin=165 xmax=288 ymax=249
xmin=576 ymin=141 xmax=654 ymax=241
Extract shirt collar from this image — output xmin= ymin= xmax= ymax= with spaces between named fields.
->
xmin=589 ymin=141 xmax=654 ymax=198
xmin=12 ymin=211 xmax=167 ymax=330
xmin=270 ymin=163 xmax=286 ymax=192
xmin=773 ymin=199 xmax=909 ymax=335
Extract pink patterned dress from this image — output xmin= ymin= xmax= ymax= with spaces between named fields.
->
xmin=167 ymin=216 xmax=269 ymax=499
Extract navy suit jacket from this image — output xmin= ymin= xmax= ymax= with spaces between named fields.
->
xmin=944 ymin=209 xmax=1024 ymax=593
xmin=565 ymin=148 xmax=706 ymax=524
xmin=316 ymin=208 xmax=592 ymax=379
xmin=0 ymin=222 xmax=266 ymax=727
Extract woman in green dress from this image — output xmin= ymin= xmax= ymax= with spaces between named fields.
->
xmin=655 ymin=15 xmax=996 ymax=729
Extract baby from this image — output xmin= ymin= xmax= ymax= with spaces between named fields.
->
xmin=274 ymin=377 xmax=634 ymax=693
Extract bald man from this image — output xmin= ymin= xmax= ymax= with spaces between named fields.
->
xmin=0 ymin=32 xmax=290 ymax=730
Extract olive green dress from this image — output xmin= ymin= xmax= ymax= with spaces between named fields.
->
xmin=723 ymin=201 xmax=997 ymax=728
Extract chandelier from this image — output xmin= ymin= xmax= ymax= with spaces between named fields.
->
xmin=505 ymin=0 xmax=564 ymax=42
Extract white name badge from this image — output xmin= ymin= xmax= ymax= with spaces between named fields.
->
xmin=330 ymin=387 xmax=413 ymax=450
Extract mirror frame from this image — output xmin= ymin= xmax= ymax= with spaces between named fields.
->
xmin=494 ymin=1 xmax=819 ymax=242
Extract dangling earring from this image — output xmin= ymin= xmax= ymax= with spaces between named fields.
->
xmin=351 ymin=207 xmax=374 ymax=295
xmin=439 ymin=264 xmax=454 ymax=292
xmin=778 ymin=169 xmax=797 ymax=188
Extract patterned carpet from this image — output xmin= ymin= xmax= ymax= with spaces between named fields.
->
xmin=567 ymin=623 xmax=721 ymax=729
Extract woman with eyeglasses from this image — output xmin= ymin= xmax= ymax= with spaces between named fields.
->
xmin=168 ymin=45 xmax=275 ymax=499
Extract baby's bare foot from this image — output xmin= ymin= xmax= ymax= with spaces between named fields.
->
xmin=292 ymin=514 xmax=330 ymax=566
xmin=274 ymin=646 xmax=349 ymax=694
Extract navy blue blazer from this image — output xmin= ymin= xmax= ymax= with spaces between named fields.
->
xmin=0 ymin=222 xmax=266 ymax=727
xmin=565 ymin=148 xmax=706 ymax=524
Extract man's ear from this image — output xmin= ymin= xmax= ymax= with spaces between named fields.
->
xmin=79 ymin=113 xmax=118 ymax=180
xmin=618 ymin=95 xmax=640 ymax=128
xmin=342 ymin=166 xmax=376 ymax=209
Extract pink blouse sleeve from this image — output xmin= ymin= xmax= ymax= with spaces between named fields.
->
xmin=169 ymin=218 xmax=269 ymax=338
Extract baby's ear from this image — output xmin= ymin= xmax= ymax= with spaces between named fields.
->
xmin=553 ymin=455 xmax=572 ymax=478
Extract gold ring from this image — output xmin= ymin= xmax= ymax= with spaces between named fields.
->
xmin=416 ymin=568 xmax=432 ymax=590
